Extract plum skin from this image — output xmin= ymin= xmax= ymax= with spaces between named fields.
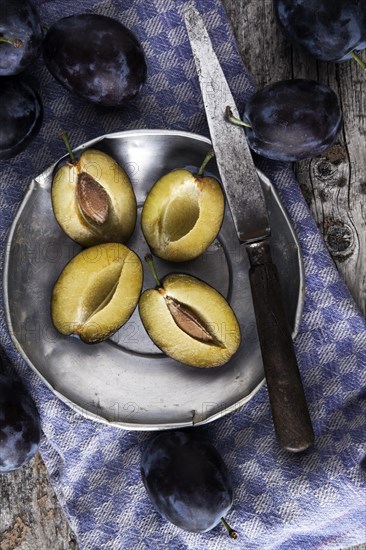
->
xmin=141 ymin=430 xmax=233 ymax=533
xmin=0 ymin=373 xmax=41 ymax=473
xmin=273 ymin=0 xmax=366 ymax=62
xmin=0 ymin=78 xmax=43 ymax=160
xmin=43 ymin=13 xmax=147 ymax=107
xmin=0 ymin=0 xmax=43 ymax=75
xmin=243 ymin=79 xmax=342 ymax=162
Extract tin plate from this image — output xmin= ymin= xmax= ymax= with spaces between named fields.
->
xmin=4 ymin=130 xmax=304 ymax=430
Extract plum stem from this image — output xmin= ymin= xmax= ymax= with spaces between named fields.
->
xmin=60 ymin=131 xmax=76 ymax=163
xmin=350 ymin=50 xmax=366 ymax=70
xmin=225 ymin=106 xmax=251 ymax=128
xmin=0 ymin=36 xmax=23 ymax=48
xmin=145 ymin=253 xmax=161 ymax=287
xmin=197 ymin=149 xmax=215 ymax=177
xmin=221 ymin=517 xmax=238 ymax=539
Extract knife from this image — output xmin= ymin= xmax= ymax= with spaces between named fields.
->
xmin=184 ymin=6 xmax=314 ymax=452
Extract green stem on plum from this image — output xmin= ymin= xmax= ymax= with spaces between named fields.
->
xmin=196 ymin=149 xmax=215 ymax=177
xmin=225 ymin=106 xmax=251 ymax=129
xmin=0 ymin=36 xmax=23 ymax=48
xmin=350 ymin=50 xmax=366 ymax=70
xmin=221 ymin=517 xmax=238 ymax=539
xmin=145 ymin=253 xmax=161 ymax=287
xmin=60 ymin=131 xmax=76 ymax=163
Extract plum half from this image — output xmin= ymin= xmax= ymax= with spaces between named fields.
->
xmin=141 ymin=168 xmax=225 ymax=262
xmin=51 ymin=243 xmax=143 ymax=343
xmin=43 ymin=13 xmax=147 ymax=107
xmin=141 ymin=430 xmax=237 ymax=536
xmin=51 ymin=147 xmax=137 ymax=247
xmin=139 ymin=269 xmax=241 ymax=368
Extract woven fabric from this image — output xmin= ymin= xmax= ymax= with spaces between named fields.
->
xmin=1 ymin=1 xmax=365 ymax=549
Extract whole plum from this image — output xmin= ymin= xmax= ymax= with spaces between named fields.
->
xmin=240 ymin=79 xmax=342 ymax=161
xmin=0 ymin=0 xmax=42 ymax=75
xmin=0 ymin=78 xmax=43 ymax=160
xmin=0 ymin=371 xmax=41 ymax=473
xmin=141 ymin=430 xmax=236 ymax=536
xmin=43 ymin=13 xmax=147 ymax=107
xmin=273 ymin=0 xmax=366 ymax=62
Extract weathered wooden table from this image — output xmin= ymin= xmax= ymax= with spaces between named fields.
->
xmin=1 ymin=1 xmax=365 ymax=548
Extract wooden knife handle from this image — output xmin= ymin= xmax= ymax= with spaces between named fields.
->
xmin=247 ymin=241 xmax=314 ymax=452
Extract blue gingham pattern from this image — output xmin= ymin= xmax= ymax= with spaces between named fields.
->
xmin=1 ymin=1 xmax=365 ymax=549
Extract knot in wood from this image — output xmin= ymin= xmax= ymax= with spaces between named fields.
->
xmin=315 ymin=159 xmax=336 ymax=179
xmin=313 ymin=144 xmax=348 ymax=183
xmin=325 ymin=222 xmax=354 ymax=258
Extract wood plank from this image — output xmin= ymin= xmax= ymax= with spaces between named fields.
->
xmin=0 ymin=453 xmax=77 ymax=549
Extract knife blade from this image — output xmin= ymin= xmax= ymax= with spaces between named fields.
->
xmin=184 ymin=6 xmax=314 ymax=452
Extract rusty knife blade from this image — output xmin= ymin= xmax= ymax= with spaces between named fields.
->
xmin=184 ymin=5 xmax=269 ymax=243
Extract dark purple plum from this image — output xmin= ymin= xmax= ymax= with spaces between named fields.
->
xmin=141 ymin=430 xmax=236 ymax=536
xmin=0 ymin=78 xmax=43 ymax=160
xmin=0 ymin=370 xmax=41 ymax=473
xmin=0 ymin=0 xmax=42 ymax=75
xmin=273 ymin=0 xmax=366 ymax=63
xmin=43 ymin=13 xmax=147 ymax=107
xmin=241 ymin=79 xmax=342 ymax=161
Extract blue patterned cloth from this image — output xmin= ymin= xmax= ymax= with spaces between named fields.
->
xmin=1 ymin=1 xmax=365 ymax=549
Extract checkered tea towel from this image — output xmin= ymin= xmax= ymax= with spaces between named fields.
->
xmin=0 ymin=1 xmax=365 ymax=549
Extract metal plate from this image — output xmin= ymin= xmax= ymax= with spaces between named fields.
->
xmin=4 ymin=130 xmax=304 ymax=430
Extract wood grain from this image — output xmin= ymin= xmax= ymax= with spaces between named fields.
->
xmin=0 ymin=453 xmax=77 ymax=549
xmin=1 ymin=1 xmax=365 ymax=548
